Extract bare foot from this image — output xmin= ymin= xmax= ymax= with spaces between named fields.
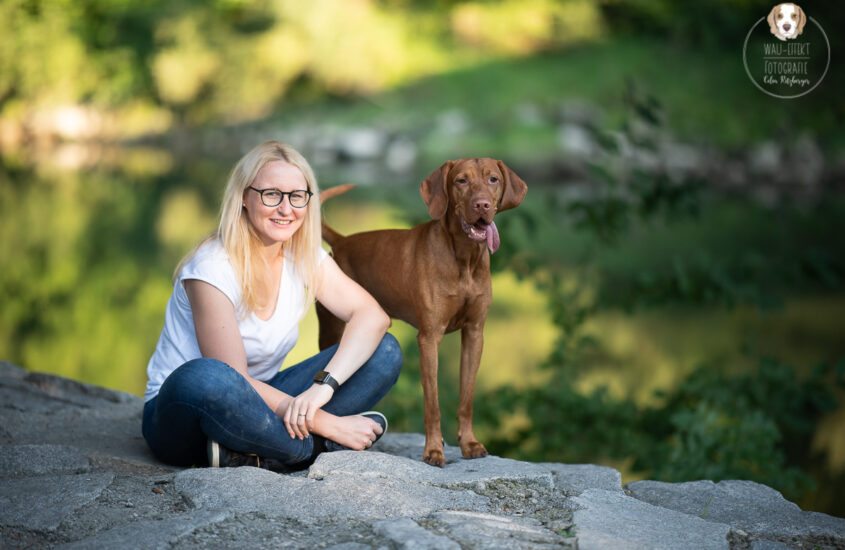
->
xmin=314 ymin=413 xmax=382 ymax=451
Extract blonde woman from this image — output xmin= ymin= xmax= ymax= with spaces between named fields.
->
xmin=142 ymin=141 xmax=402 ymax=471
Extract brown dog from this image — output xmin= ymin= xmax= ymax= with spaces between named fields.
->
xmin=317 ymin=158 xmax=527 ymax=467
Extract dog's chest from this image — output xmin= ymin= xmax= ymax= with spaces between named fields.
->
xmin=439 ymin=272 xmax=491 ymax=332
xmin=444 ymin=300 xmax=484 ymax=332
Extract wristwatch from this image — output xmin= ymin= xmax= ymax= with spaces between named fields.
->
xmin=313 ymin=370 xmax=340 ymax=391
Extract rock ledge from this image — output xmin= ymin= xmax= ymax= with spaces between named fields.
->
xmin=1 ymin=361 xmax=843 ymax=549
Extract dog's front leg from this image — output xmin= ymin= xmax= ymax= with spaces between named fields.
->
xmin=417 ymin=329 xmax=446 ymax=467
xmin=457 ymin=323 xmax=488 ymax=459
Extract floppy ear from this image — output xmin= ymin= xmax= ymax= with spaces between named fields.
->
xmin=420 ymin=161 xmax=453 ymax=219
xmin=496 ymin=160 xmax=528 ymax=212
xmin=767 ymin=6 xmax=778 ymax=33
xmin=797 ymin=5 xmax=806 ymax=34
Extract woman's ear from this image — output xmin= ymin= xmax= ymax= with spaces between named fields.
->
xmin=420 ymin=161 xmax=453 ymax=219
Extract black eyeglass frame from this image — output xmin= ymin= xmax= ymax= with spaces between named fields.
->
xmin=247 ymin=186 xmax=313 ymax=208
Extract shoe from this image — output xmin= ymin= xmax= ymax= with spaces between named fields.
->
xmin=207 ymin=439 xmax=295 ymax=472
xmin=324 ymin=411 xmax=388 ymax=452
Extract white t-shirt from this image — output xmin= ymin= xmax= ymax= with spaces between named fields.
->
xmin=144 ymin=238 xmax=327 ymax=402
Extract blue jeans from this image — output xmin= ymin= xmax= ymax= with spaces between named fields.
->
xmin=142 ymin=333 xmax=402 ymax=467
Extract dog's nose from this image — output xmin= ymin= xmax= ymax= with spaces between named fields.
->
xmin=783 ymin=23 xmax=791 ymax=31
xmin=473 ymin=197 xmax=492 ymax=214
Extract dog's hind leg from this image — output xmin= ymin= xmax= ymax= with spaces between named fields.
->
xmin=316 ymin=301 xmax=345 ymax=351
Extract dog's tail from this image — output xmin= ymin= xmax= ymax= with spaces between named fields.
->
xmin=320 ymin=183 xmax=355 ymax=203
xmin=319 ymin=184 xmax=355 ymax=247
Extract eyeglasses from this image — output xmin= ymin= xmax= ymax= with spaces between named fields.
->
xmin=247 ymin=186 xmax=313 ymax=208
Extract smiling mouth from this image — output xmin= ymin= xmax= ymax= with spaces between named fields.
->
xmin=271 ymin=219 xmax=293 ymax=226
xmin=460 ymin=218 xmax=500 ymax=253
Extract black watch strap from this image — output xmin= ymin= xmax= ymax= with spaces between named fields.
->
xmin=313 ymin=370 xmax=339 ymax=391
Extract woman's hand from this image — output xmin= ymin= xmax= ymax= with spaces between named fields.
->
xmin=283 ymin=384 xmax=334 ymax=439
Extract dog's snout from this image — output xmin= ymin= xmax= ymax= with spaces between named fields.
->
xmin=783 ymin=23 xmax=791 ymax=31
xmin=473 ymin=197 xmax=492 ymax=214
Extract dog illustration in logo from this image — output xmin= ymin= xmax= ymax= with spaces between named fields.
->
xmin=767 ymin=3 xmax=807 ymax=41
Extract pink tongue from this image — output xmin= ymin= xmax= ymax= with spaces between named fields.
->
xmin=486 ymin=221 xmax=500 ymax=254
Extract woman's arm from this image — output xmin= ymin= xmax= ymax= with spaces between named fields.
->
xmin=185 ymin=278 xmax=384 ymax=448
xmin=185 ymin=279 xmax=294 ymax=415
xmin=284 ymin=257 xmax=391 ymax=435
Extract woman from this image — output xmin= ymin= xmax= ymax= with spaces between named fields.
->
xmin=142 ymin=141 xmax=402 ymax=471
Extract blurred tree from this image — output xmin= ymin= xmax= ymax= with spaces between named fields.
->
xmin=0 ymin=0 xmax=609 ymax=134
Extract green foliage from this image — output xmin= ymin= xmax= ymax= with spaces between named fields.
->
xmin=600 ymin=0 xmax=760 ymax=46
xmin=644 ymin=357 xmax=843 ymax=496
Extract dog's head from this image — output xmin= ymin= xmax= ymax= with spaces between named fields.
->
xmin=420 ymin=158 xmax=527 ymax=253
xmin=767 ymin=3 xmax=806 ymax=41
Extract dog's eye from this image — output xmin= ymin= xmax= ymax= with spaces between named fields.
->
xmin=456 ymin=177 xmax=468 ymax=185
xmin=488 ymin=176 xmax=499 ymax=185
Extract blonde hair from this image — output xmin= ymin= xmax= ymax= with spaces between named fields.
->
xmin=176 ymin=141 xmax=322 ymax=318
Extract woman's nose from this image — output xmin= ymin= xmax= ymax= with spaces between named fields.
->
xmin=277 ymin=195 xmax=293 ymax=213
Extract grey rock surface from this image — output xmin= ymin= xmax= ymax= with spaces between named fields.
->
xmin=309 ymin=449 xmax=555 ymax=490
xmin=571 ymin=489 xmax=732 ymax=550
xmin=372 ymin=517 xmax=461 ymax=550
xmin=430 ymin=510 xmax=575 ymax=549
xmin=542 ymin=462 xmax=623 ymax=495
xmin=0 ymin=473 xmax=114 ymax=531
xmin=749 ymin=541 xmax=795 ymax=550
xmin=627 ymin=479 xmax=845 ymax=548
xmin=0 ymin=444 xmax=90 ymax=477
xmin=2 ymin=361 xmax=843 ymax=549
xmin=54 ymin=511 xmax=229 ymax=550
xmin=175 ymin=465 xmax=488 ymax=519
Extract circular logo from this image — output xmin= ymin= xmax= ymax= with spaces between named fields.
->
xmin=743 ymin=5 xmax=830 ymax=99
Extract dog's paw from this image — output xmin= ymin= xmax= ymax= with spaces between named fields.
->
xmin=422 ymin=449 xmax=446 ymax=468
xmin=460 ymin=441 xmax=488 ymax=459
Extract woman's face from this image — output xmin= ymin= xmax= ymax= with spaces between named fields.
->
xmin=243 ymin=160 xmax=309 ymax=247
